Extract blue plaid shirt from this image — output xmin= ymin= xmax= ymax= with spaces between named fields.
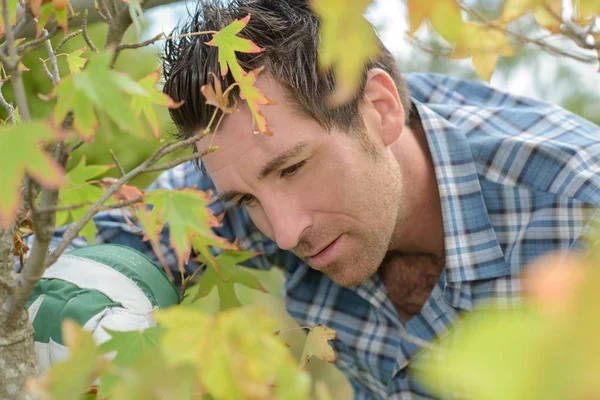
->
xmin=52 ymin=73 xmax=600 ymax=399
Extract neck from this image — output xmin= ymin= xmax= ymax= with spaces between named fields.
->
xmin=390 ymin=118 xmax=445 ymax=261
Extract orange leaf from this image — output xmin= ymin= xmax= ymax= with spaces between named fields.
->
xmin=201 ymin=72 xmax=237 ymax=114
xmin=237 ymin=66 xmax=276 ymax=136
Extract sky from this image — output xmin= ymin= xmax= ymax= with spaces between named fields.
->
xmin=143 ymin=0 xmax=600 ymax=111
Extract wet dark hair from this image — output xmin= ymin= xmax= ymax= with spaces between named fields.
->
xmin=162 ymin=0 xmax=411 ymax=143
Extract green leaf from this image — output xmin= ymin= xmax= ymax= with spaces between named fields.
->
xmin=50 ymin=50 xmax=148 ymax=140
xmin=123 ymin=0 xmax=146 ymax=38
xmin=139 ymin=188 xmax=238 ymax=272
xmin=310 ymin=0 xmax=381 ymax=105
xmin=197 ymin=307 xmax=311 ymax=400
xmin=97 ymin=326 xmax=164 ymax=398
xmin=299 ymin=325 xmax=337 ymax=368
xmin=0 ymin=0 xmax=19 ymax=33
xmin=192 ymin=250 xmax=266 ymax=309
xmin=205 ymin=14 xmax=263 ymax=80
xmin=66 ymin=47 xmax=87 ymax=74
xmin=131 ymin=67 xmax=182 ymax=139
xmin=0 ymin=121 xmax=66 ymax=226
xmin=108 ymin=351 xmax=198 ymax=400
xmin=153 ymin=306 xmax=213 ymax=366
xmin=56 ymin=157 xmax=113 ymax=243
xmin=26 ymin=320 xmax=103 ymax=400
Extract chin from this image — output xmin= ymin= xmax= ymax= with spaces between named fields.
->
xmin=325 ymin=262 xmax=377 ymax=288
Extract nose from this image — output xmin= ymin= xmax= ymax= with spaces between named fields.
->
xmin=261 ymin=196 xmax=312 ymax=251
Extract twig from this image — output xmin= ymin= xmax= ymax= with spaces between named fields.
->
xmin=0 ymin=81 xmax=16 ymax=124
xmin=94 ymin=0 xmax=110 ymax=23
xmin=15 ymin=27 xmax=59 ymax=54
xmin=46 ymin=135 xmax=206 ymax=267
xmin=117 ymin=33 xmax=164 ymax=51
xmin=110 ymin=149 xmax=126 ymax=176
xmin=42 ymin=29 xmax=60 ymax=84
xmin=38 ymin=196 xmax=144 ymax=214
xmin=2 ymin=0 xmax=30 ymax=121
xmin=108 ymin=0 xmax=119 ymax=22
xmin=457 ymin=1 xmax=599 ymax=63
xmin=140 ymin=151 xmax=211 ymax=174
xmin=97 ymin=0 xmax=113 ymax=21
xmin=54 ymin=29 xmax=82 ymax=55
xmin=71 ymin=140 xmax=85 ymax=152
xmin=39 ymin=59 xmax=55 ymax=82
xmin=82 ymin=9 xmax=98 ymax=53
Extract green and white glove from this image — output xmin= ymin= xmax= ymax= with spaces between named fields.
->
xmin=26 ymin=244 xmax=180 ymax=373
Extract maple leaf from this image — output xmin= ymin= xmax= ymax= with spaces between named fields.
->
xmin=502 ymin=0 xmax=562 ymax=34
xmin=131 ymin=67 xmax=183 ymax=139
xmin=152 ymin=306 xmax=213 ymax=366
xmin=0 ymin=121 xmax=66 ymax=227
xmin=299 ymin=324 xmax=337 ymax=368
xmin=449 ymin=23 xmax=517 ymax=81
xmin=310 ymin=0 xmax=381 ymax=105
xmin=139 ymin=188 xmax=238 ymax=272
xmin=26 ymin=320 xmax=104 ymax=400
xmin=406 ymin=0 xmax=465 ymax=42
xmin=66 ymin=47 xmax=87 ymax=74
xmin=48 ymin=50 xmax=147 ymax=140
xmin=205 ymin=14 xmax=263 ymax=80
xmin=237 ymin=66 xmax=276 ymax=136
xmin=97 ymin=326 xmax=164 ymax=398
xmin=196 ymin=307 xmax=311 ymax=400
xmin=56 ymin=157 xmax=113 ymax=244
xmin=97 ymin=177 xmax=145 ymax=202
xmin=201 ymin=72 xmax=237 ymax=114
xmin=190 ymin=250 xmax=266 ymax=309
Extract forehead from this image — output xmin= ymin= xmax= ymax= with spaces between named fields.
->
xmin=197 ymin=75 xmax=322 ymax=176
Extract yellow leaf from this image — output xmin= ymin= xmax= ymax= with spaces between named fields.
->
xmin=310 ymin=0 xmax=380 ymax=105
xmin=450 ymin=23 xmax=515 ymax=80
xmin=299 ymin=324 xmax=337 ymax=367
xmin=501 ymin=0 xmax=542 ymax=22
xmin=407 ymin=0 xmax=465 ymax=43
xmin=153 ymin=306 xmax=213 ymax=366
xmin=472 ymin=53 xmax=499 ymax=82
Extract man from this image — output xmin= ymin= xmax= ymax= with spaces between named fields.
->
xmin=36 ymin=0 xmax=600 ymax=398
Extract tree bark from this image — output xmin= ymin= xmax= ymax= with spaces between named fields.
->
xmin=0 ymin=228 xmax=37 ymax=400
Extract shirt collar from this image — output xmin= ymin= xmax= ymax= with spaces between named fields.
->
xmin=414 ymin=100 xmax=510 ymax=288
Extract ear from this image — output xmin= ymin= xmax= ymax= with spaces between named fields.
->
xmin=362 ymin=68 xmax=405 ymax=146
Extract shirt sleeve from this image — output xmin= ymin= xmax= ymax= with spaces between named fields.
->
xmin=23 ymin=161 xmax=302 ymax=276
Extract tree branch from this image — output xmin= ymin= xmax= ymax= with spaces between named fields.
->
xmin=54 ymin=29 xmax=83 ymax=54
xmin=457 ymin=1 xmax=599 ymax=63
xmin=2 ymin=0 xmax=30 ymax=121
xmin=0 ymin=142 xmax=68 ymax=329
xmin=43 ymin=29 xmax=60 ymax=84
xmin=15 ymin=26 xmax=59 ymax=55
xmin=46 ymin=135 xmax=206 ymax=267
xmin=0 ymin=80 xmax=16 ymax=124
xmin=82 ymin=9 xmax=98 ymax=52
xmin=38 ymin=196 xmax=143 ymax=214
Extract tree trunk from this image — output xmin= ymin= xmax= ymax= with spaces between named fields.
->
xmin=0 ymin=228 xmax=38 ymax=400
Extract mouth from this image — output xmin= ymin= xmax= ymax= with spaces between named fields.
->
xmin=308 ymin=235 xmax=343 ymax=270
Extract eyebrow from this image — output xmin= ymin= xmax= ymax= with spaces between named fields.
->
xmin=217 ymin=141 xmax=310 ymax=204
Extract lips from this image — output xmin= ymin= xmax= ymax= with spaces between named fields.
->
xmin=307 ymin=235 xmax=343 ymax=270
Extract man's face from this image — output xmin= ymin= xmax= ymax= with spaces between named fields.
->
xmin=198 ymin=74 xmax=406 ymax=287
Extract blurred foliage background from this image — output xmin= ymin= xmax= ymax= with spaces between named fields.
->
xmin=7 ymin=0 xmax=600 ymax=397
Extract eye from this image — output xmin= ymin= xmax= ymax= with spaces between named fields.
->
xmin=236 ymin=194 xmax=256 ymax=207
xmin=280 ymin=160 xmax=306 ymax=178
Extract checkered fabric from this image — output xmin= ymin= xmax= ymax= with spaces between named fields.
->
xmin=41 ymin=73 xmax=600 ymax=399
